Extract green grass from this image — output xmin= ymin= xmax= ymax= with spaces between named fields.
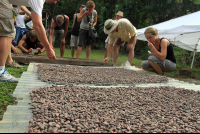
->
xmin=0 ymin=64 xmax=28 ymax=120
xmin=0 ymin=47 xmax=200 ymax=120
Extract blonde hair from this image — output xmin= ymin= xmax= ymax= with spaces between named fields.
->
xmin=29 ymin=30 xmax=37 ymax=39
xmin=56 ymin=15 xmax=64 ymax=25
xmin=144 ymin=27 xmax=158 ymax=35
xmin=86 ymin=0 xmax=95 ymax=8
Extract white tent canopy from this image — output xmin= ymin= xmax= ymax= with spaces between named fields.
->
xmin=137 ymin=11 xmax=200 ymax=68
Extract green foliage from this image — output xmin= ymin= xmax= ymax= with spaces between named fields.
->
xmin=43 ymin=0 xmax=200 ymax=51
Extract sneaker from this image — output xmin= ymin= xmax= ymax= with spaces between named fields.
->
xmin=0 ymin=71 xmax=20 ymax=83
xmin=6 ymin=60 xmax=25 ymax=68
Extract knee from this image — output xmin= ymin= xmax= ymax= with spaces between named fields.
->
xmin=148 ymin=56 xmax=158 ymax=63
xmin=60 ymin=43 xmax=65 ymax=46
xmin=128 ymin=47 xmax=134 ymax=52
xmin=141 ymin=60 xmax=151 ymax=70
xmin=141 ymin=61 xmax=147 ymax=70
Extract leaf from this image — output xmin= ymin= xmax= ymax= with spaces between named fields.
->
xmin=189 ymin=0 xmax=200 ymax=4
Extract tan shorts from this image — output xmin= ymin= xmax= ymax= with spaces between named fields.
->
xmin=0 ymin=19 xmax=15 ymax=38
xmin=114 ymin=36 xmax=137 ymax=48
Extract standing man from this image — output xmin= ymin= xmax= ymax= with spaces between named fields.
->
xmin=70 ymin=5 xmax=85 ymax=58
xmin=104 ymin=18 xmax=137 ymax=67
xmin=49 ymin=14 xmax=69 ymax=57
xmin=0 ymin=0 xmax=58 ymax=82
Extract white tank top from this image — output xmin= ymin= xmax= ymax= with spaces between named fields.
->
xmin=16 ymin=14 xmax=26 ymax=28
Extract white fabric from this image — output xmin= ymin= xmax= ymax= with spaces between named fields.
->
xmin=26 ymin=20 xmax=33 ymax=29
xmin=137 ymin=10 xmax=200 ymax=52
xmin=8 ymin=0 xmax=45 ymax=16
xmin=16 ymin=14 xmax=26 ymax=28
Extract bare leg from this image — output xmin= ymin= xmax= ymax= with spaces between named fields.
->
xmin=76 ymin=46 xmax=82 ymax=58
xmin=6 ymin=52 xmax=13 ymax=64
xmin=60 ymin=43 xmax=65 ymax=57
xmin=86 ymin=45 xmax=91 ymax=59
xmin=146 ymin=68 xmax=156 ymax=73
xmin=112 ymin=44 xmax=120 ymax=67
xmin=149 ymin=60 xmax=163 ymax=75
xmin=0 ymin=37 xmax=12 ymax=66
xmin=71 ymin=47 xmax=75 ymax=58
xmin=104 ymin=48 xmax=108 ymax=59
xmin=128 ymin=48 xmax=134 ymax=66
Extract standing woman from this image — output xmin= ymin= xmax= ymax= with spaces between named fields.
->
xmin=141 ymin=27 xmax=176 ymax=75
xmin=76 ymin=0 xmax=97 ymax=59
xmin=70 ymin=5 xmax=85 ymax=58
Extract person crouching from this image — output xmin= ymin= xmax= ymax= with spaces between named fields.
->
xmin=18 ymin=30 xmax=45 ymax=54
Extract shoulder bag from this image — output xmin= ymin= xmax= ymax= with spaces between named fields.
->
xmin=86 ymin=14 xmax=97 ymax=41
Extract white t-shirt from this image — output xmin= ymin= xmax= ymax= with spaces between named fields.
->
xmin=8 ymin=0 xmax=45 ymax=16
xmin=16 ymin=14 xmax=26 ymax=28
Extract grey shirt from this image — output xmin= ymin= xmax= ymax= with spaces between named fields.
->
xmin=80 ymin=7 xmax=97 ymax=30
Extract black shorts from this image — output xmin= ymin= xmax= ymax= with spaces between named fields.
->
xmin=78 ymin=29 xmax=93 ymax=47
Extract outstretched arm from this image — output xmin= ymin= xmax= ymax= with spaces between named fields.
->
xmin=18 ymin=35 xmax=29 ymax=53
xmin=31 ymin=11 xmax=56 ymax=60
xmin=62 ymin=15 xmax=69 ymax=39
xmin=49 ymin=19 xmax=56 ymax=47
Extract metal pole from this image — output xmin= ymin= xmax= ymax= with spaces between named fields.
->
xmin=191 ymin=38 xmax=200 ymax=68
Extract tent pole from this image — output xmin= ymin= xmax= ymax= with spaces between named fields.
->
xmin=191 ymin=38 xmax=200 ymax=68
xmin=191 ymin=51 xmax=196 ymax=69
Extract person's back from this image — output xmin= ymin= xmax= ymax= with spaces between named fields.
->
xmin=71 ymin=14 xmax=81 ymax=36
xmin=15 ymin=14 xmax=26 ymax=28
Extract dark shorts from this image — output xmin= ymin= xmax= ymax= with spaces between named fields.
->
xmin=78 ymin=29 xmax=93 ymax=47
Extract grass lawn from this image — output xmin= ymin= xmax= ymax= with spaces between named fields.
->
xmin=0 ymin=47 xmax=199 ymax=120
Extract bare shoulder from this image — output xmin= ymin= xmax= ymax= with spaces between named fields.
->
xmin=160 ymin=38 xmax=170 ymax=46
xmin=64 ymin=15 xmax=69 ymax=20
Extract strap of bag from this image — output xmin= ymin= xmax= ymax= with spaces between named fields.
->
xmin=86 ymin=15 xmax=92 ymax=26
xmin=86 ymin=8 xmax=92 ymax=26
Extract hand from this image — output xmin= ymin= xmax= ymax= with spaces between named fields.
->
xmin=28 ymin=48 xmax=33 ymax=53
xmin=46 ymin=48 xmax=56 ymax=60
xmin=13 ymin=48 xmax=21 ymax=54
xmin=37 ymin=48 xmax=42 ymax=53
xmin=84 ymin=11 xmax=89 ymax=15
xmin=61 ymin=38 xmax=65 ymax=45
xmin=126 ymin=43 xmax=133 ymax=51
xmin=149 ymin=52 xmax=155 ymax=56
xmin=45 ymin=0 xmax=59 ymax=4
xmin=104 ymin=57 xmax=109 ymax=62
xmin=148 ymin=41 xmax=154 ymax=49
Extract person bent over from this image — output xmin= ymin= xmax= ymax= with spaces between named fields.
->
xmin=104 ymin=18 xmax=137 ymax=67
xmin=141 ymin=27 xmax=176 ymax=75
xmin=18 ymin=30 xmax=44 ymax=54
xmin=49 ymin=14 xmax=69 ymax=57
